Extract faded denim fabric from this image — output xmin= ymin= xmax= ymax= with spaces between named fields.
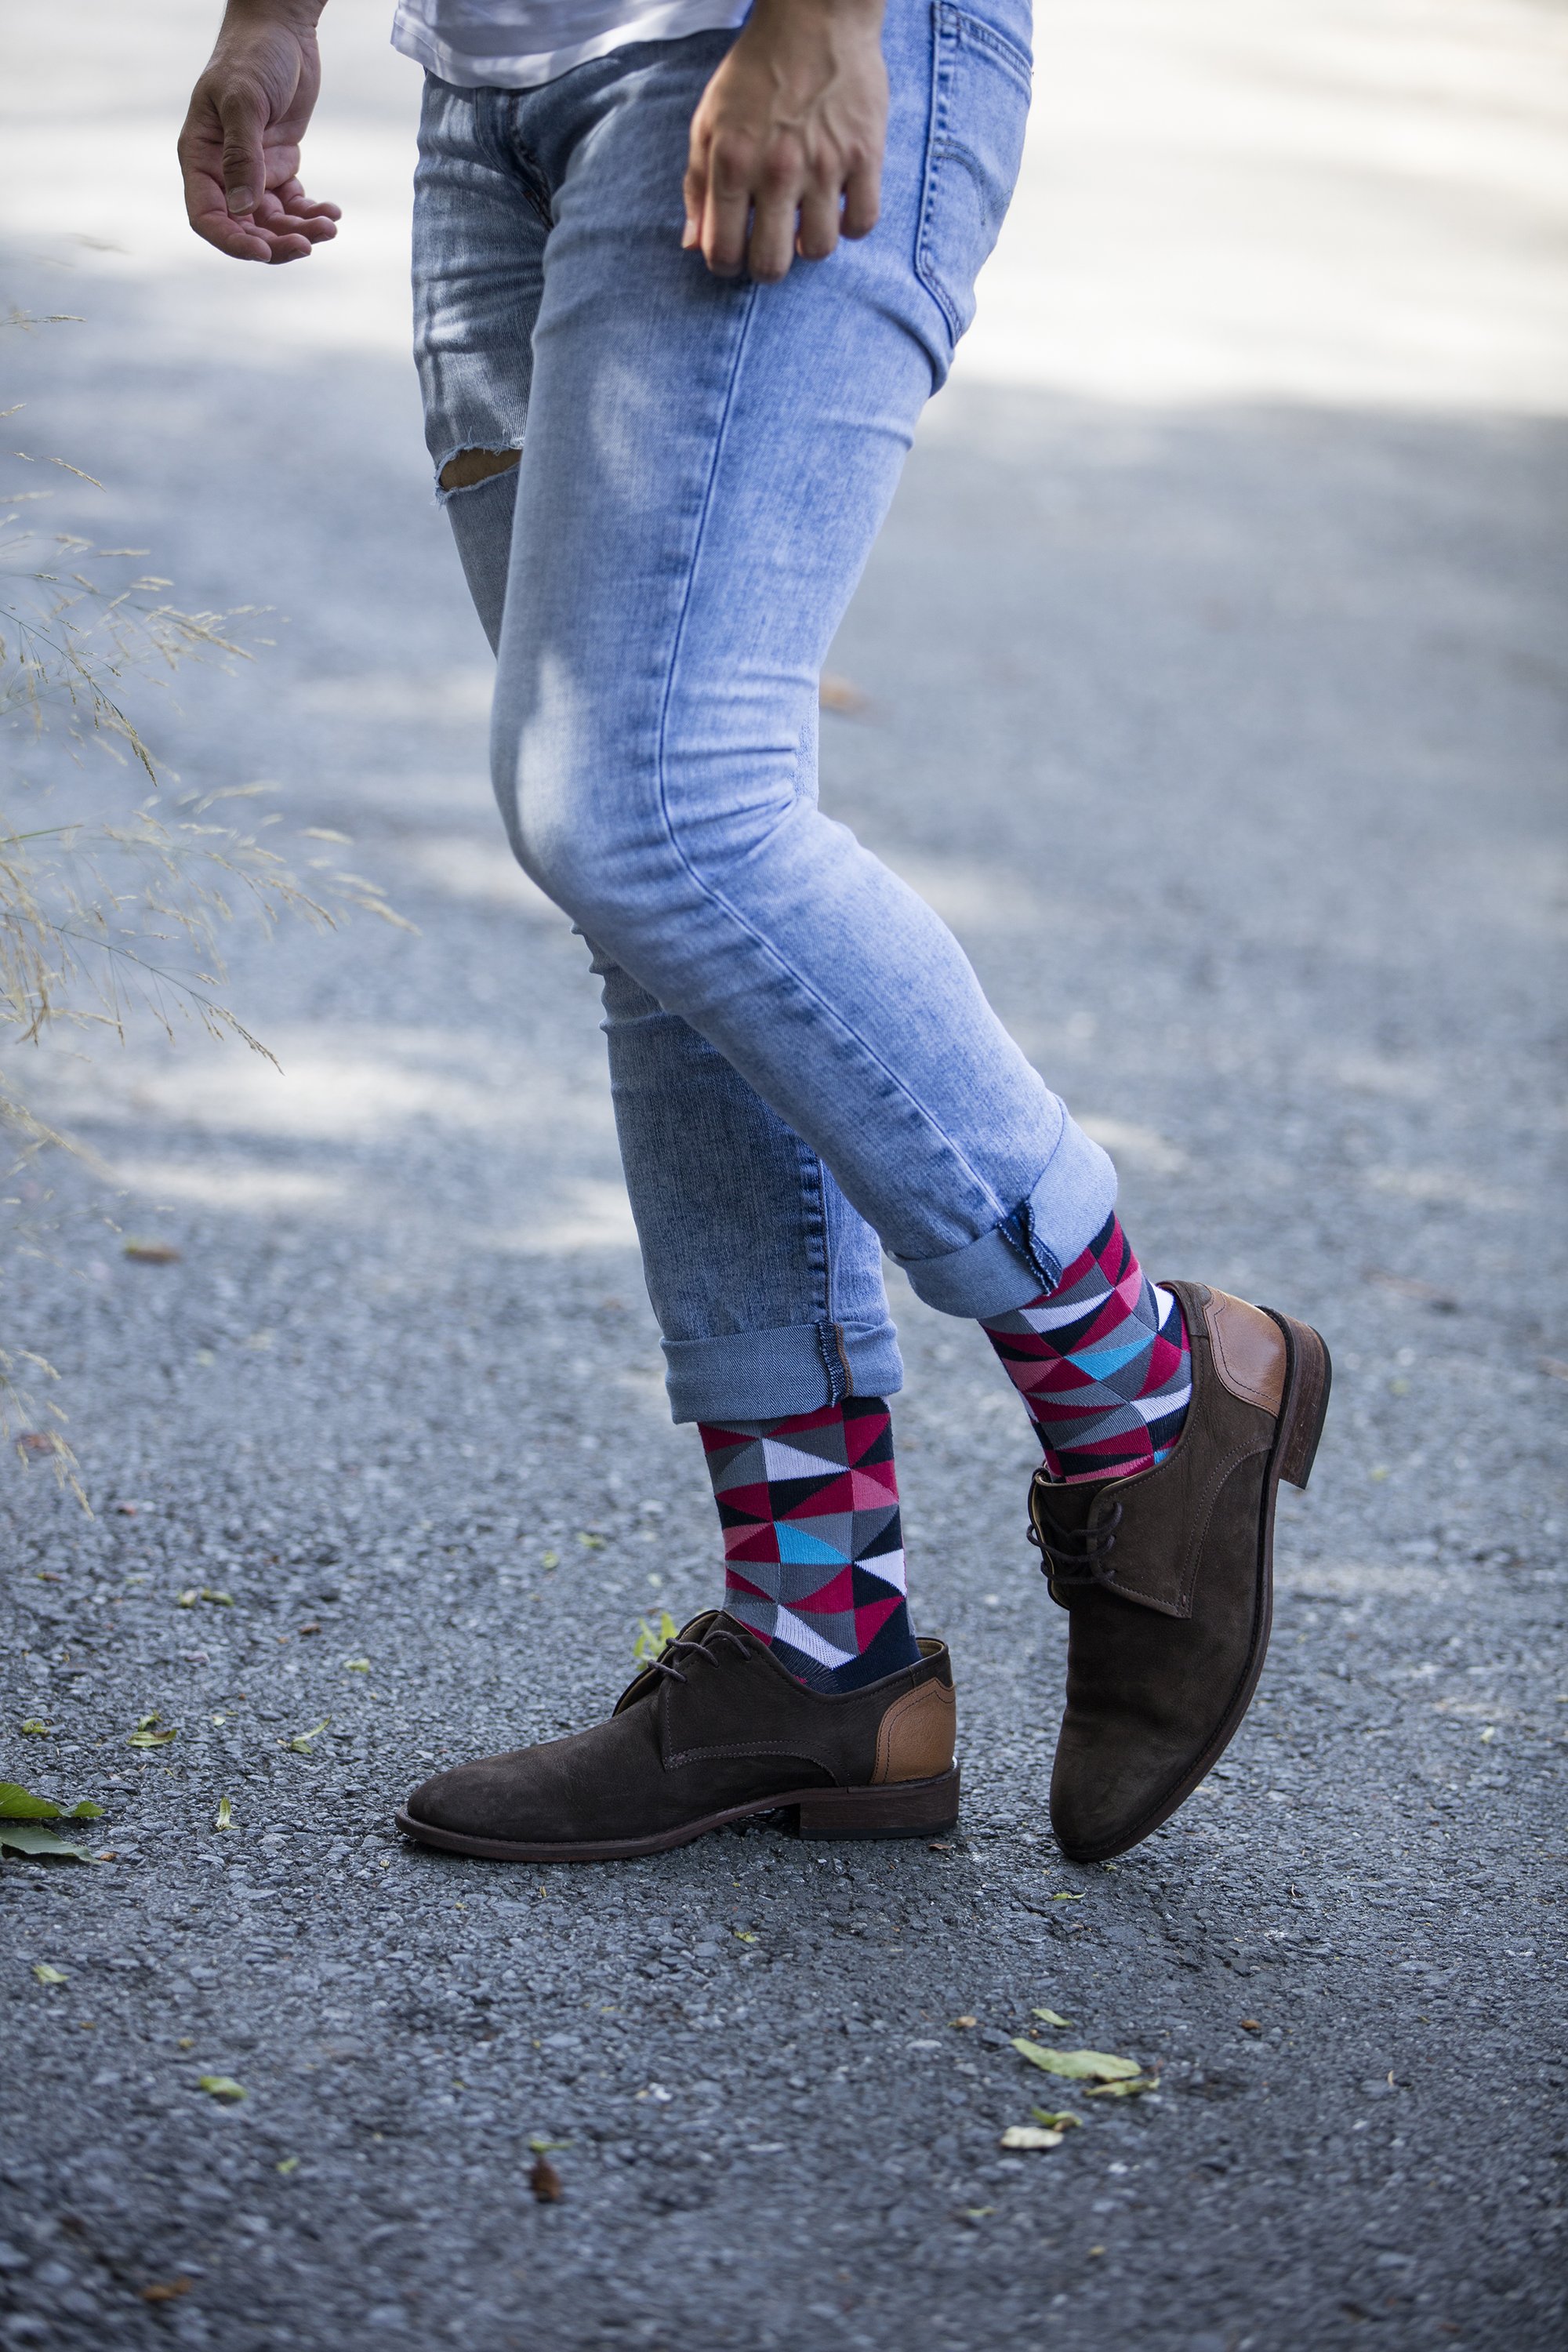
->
xmin=412 ymin=0 xmax=1116 ymax=1422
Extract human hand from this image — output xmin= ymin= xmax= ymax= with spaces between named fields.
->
xmin=683 ymin=0 xmax=887 ymax=283
xmin=178 ymin=0 xmax=340 ymax=264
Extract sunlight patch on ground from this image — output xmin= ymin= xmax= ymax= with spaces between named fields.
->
xmin=109 ymin=1156 xmax=350 ymax=1211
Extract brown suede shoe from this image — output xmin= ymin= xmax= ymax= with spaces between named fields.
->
xmin=395 ymin=1612 xmax=959 ymax=1861
xmin=1029 ymin=1281 xmax=1330 ymax=1864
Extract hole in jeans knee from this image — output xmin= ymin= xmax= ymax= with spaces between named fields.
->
xmin=438 ymin=446 xmax=521 ymax=493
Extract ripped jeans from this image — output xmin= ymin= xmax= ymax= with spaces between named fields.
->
xmin=410 ymin=0 xmax=1116 ymax=1424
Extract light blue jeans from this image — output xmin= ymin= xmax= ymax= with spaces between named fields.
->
xmin=412 ymin=0 xmax=1116 ymax=1423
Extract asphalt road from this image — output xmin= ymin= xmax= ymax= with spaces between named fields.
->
xmin=2 ymin=4 xmax=1565 ymax=2348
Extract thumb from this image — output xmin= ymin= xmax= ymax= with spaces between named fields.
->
xmin=219 ymin=87 xmax=267 ymax=216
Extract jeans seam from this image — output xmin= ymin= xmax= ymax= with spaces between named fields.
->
xmin=648 ymin=293 xmax=1014 ymax=1234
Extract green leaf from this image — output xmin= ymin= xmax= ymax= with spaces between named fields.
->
xmin=1011 ymin=2041 xmax=1142 ymax=2082
xmin=0 ymin=1823 xmax=96 ymax=1861
xmin=1030 ymin=2107 xmax=1083 ymax=2130
xmin=633 ymin=1609 xmax=679 ymax=1668
xmin=1050 ymin=1892 xmax=1085 ymax=1902
xmin=1083 ymin=2073 xmax=1160 ymax=2099
xmin=135 ymin=1711 xmax=161 ymax=1730
xmin=343 ymin=1658 xmax=370 ymax=1673
xmin=19 ymin=1719 xmax=49 ymax=1737
xmin=176 ymin=1589 xmax=199 ymax=1608
xmin=1031 ymin=2008 xmax=1073 ymax=2027
xmin=214 ymin=1796 xmax=232 ymax=1831
xmin=200 ymin=1588 xmax=234 ymax=1607
xmin=0 ymin=1781 xmax=61 ymax=1819
xmin=32 ymin=1962 xmax=68 ymax=1984
xmin=276 ymin=2156 xmax=299 ymax=2176
xmin=198 ymin=2075 xmax=247 ymax=2101
xmin=128 ymin=1726 xmax=177 ymax=1748
xmin=286 ymin=1719 xmax=328 ymax=1754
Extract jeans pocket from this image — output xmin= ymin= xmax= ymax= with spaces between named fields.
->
xmin=914 ymin=2 xmax=1032 ymax=350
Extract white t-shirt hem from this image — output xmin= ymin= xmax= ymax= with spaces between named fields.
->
xmin=392 ymin=0 xmax=748 ymax=90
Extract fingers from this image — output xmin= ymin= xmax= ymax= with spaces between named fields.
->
xmin=795 ymin=184 xmax=842 ymax=264
xmin=839 ymin=157 xmax=880 ymax=242
xmin=699 ymin=140 xmax=756 ymax=278
xmin=218 ymin=85 xmax=268 ymax=221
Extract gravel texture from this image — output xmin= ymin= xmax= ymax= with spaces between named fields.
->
xmin=2 ymin=4 xmax=1565 ymax=2348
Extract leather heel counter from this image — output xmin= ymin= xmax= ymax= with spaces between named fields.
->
xmin=1203 ymin=1289 xmax=1286 ymax=1416
xmin=871 ymin=1678 xmax=956 ymax=1785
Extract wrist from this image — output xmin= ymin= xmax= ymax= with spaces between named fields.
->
xmin=217 ymin=0 xmax=325 ymax=34
xmin=746 ymin=0 xmax=885 ymax=30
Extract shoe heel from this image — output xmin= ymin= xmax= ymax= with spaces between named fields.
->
xmin=1268 ymin=1312 xmax=1333 ymax=1490
xmin=795 ymin=1766 xmax=960 ymax=1842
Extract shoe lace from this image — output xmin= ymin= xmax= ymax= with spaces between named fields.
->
xmin=1025 ymin=1486 xmax=1123 ymax=1604
xmin=646 ymin=1623 xmax=752 ymax=1686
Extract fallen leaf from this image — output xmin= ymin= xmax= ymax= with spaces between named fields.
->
xmin=343 ymin=1657 xmax=371 ymax=1673
xmin=32 ymin=1963 xmax=68 ymax=1985
xmin=1030 ymin=2108 xmax=1082 ymax=2130
xmin=134 ymin=1711 xmax=161 ymax=1730
xmin=176 ymin=1590 xmax=199 ymax=1608
xmin=140 ymin=2278 xmax=192 ymax=2303
xmin=197 ymin=2075 xmax=246 ymax=2102
xmin=528 ymin=2155 xmax=562 ymax=2203
xmin=2 ymin=1782 xmax=71 ymax=1820
xmin=819 ymin=671 xmax=869 ymax=714
xmin=1000 ymin=2125 xmax=1064 ymax=2151
xmin=928 ymin=1840 xmax=953 ymax=1853
xmin=1011 ymin=2041 xmax=1142 ymax=2082
xmin=124 ymin=1240 xmax=181 ymax=1264
xmin=1479 ymin=1726 xmax=1497 ymax=1744
xmin=0 ymin=1824 xmax=96 ymax=1862
xmin=128 ymin=1726 xmax=177 ymax=1748
xmin=201 ymin=1588 xmax=234 ymax=1607
xmin=1051 ymin=1891 xmax=1086 ymax=1902
xmin=16 ymin=1431 xmax=62 ymax=1456
xmin=1240 ymin=2018 xmax=1261 ymax=2033
xmin=285 ymin=1720 xmax=329 ymax=1754
xmin=951 ymin=2015 xmax=978 ymax=2030
xmin=19 ymin=1720 xmax=49 ymax=1737
xmin=1031 ymin=2008 xmax=1073 ymax=2027
xmin=577 ymin=1530 xmax=606 ymax=1551
xmin=1083 ymin=2074 xmax=1160 ymax=2099
xmin=276 ymin=2157 xmax=299 ymax=2176
xmin=298 ymin=1621 xmax=321 ymax=1636
xmin=214 ymin=1797 xmax=233 ymax=1832
xmin=178 ymin=2037 xmax=194 ymax=2049
xmin=540 ymin=1552 xmax=559 ymax=1570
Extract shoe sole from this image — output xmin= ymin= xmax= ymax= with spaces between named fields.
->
xmin=1055 ymin=1310 xmax=1332 ymax=1864
xmin=394 ymin=1764 xmax=961 ymax=1864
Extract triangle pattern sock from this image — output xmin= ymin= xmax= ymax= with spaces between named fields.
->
xmin=980 ymin=1211 xmax=1192 ymax=1482
xmin=697 ymin=1396 xmax=922 ymax=1693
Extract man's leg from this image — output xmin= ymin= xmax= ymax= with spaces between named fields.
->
xmin=491 ymin=7 xmax=1116 ymax=1332
xmin=413 ymin=61 xmax=917 ymax=1694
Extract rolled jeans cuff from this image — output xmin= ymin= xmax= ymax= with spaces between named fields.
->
xmin=895 ymin=1113 xmax=1118 ymax=1319
xmin=662 ymin=1316 xmax=905 ymax=1425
